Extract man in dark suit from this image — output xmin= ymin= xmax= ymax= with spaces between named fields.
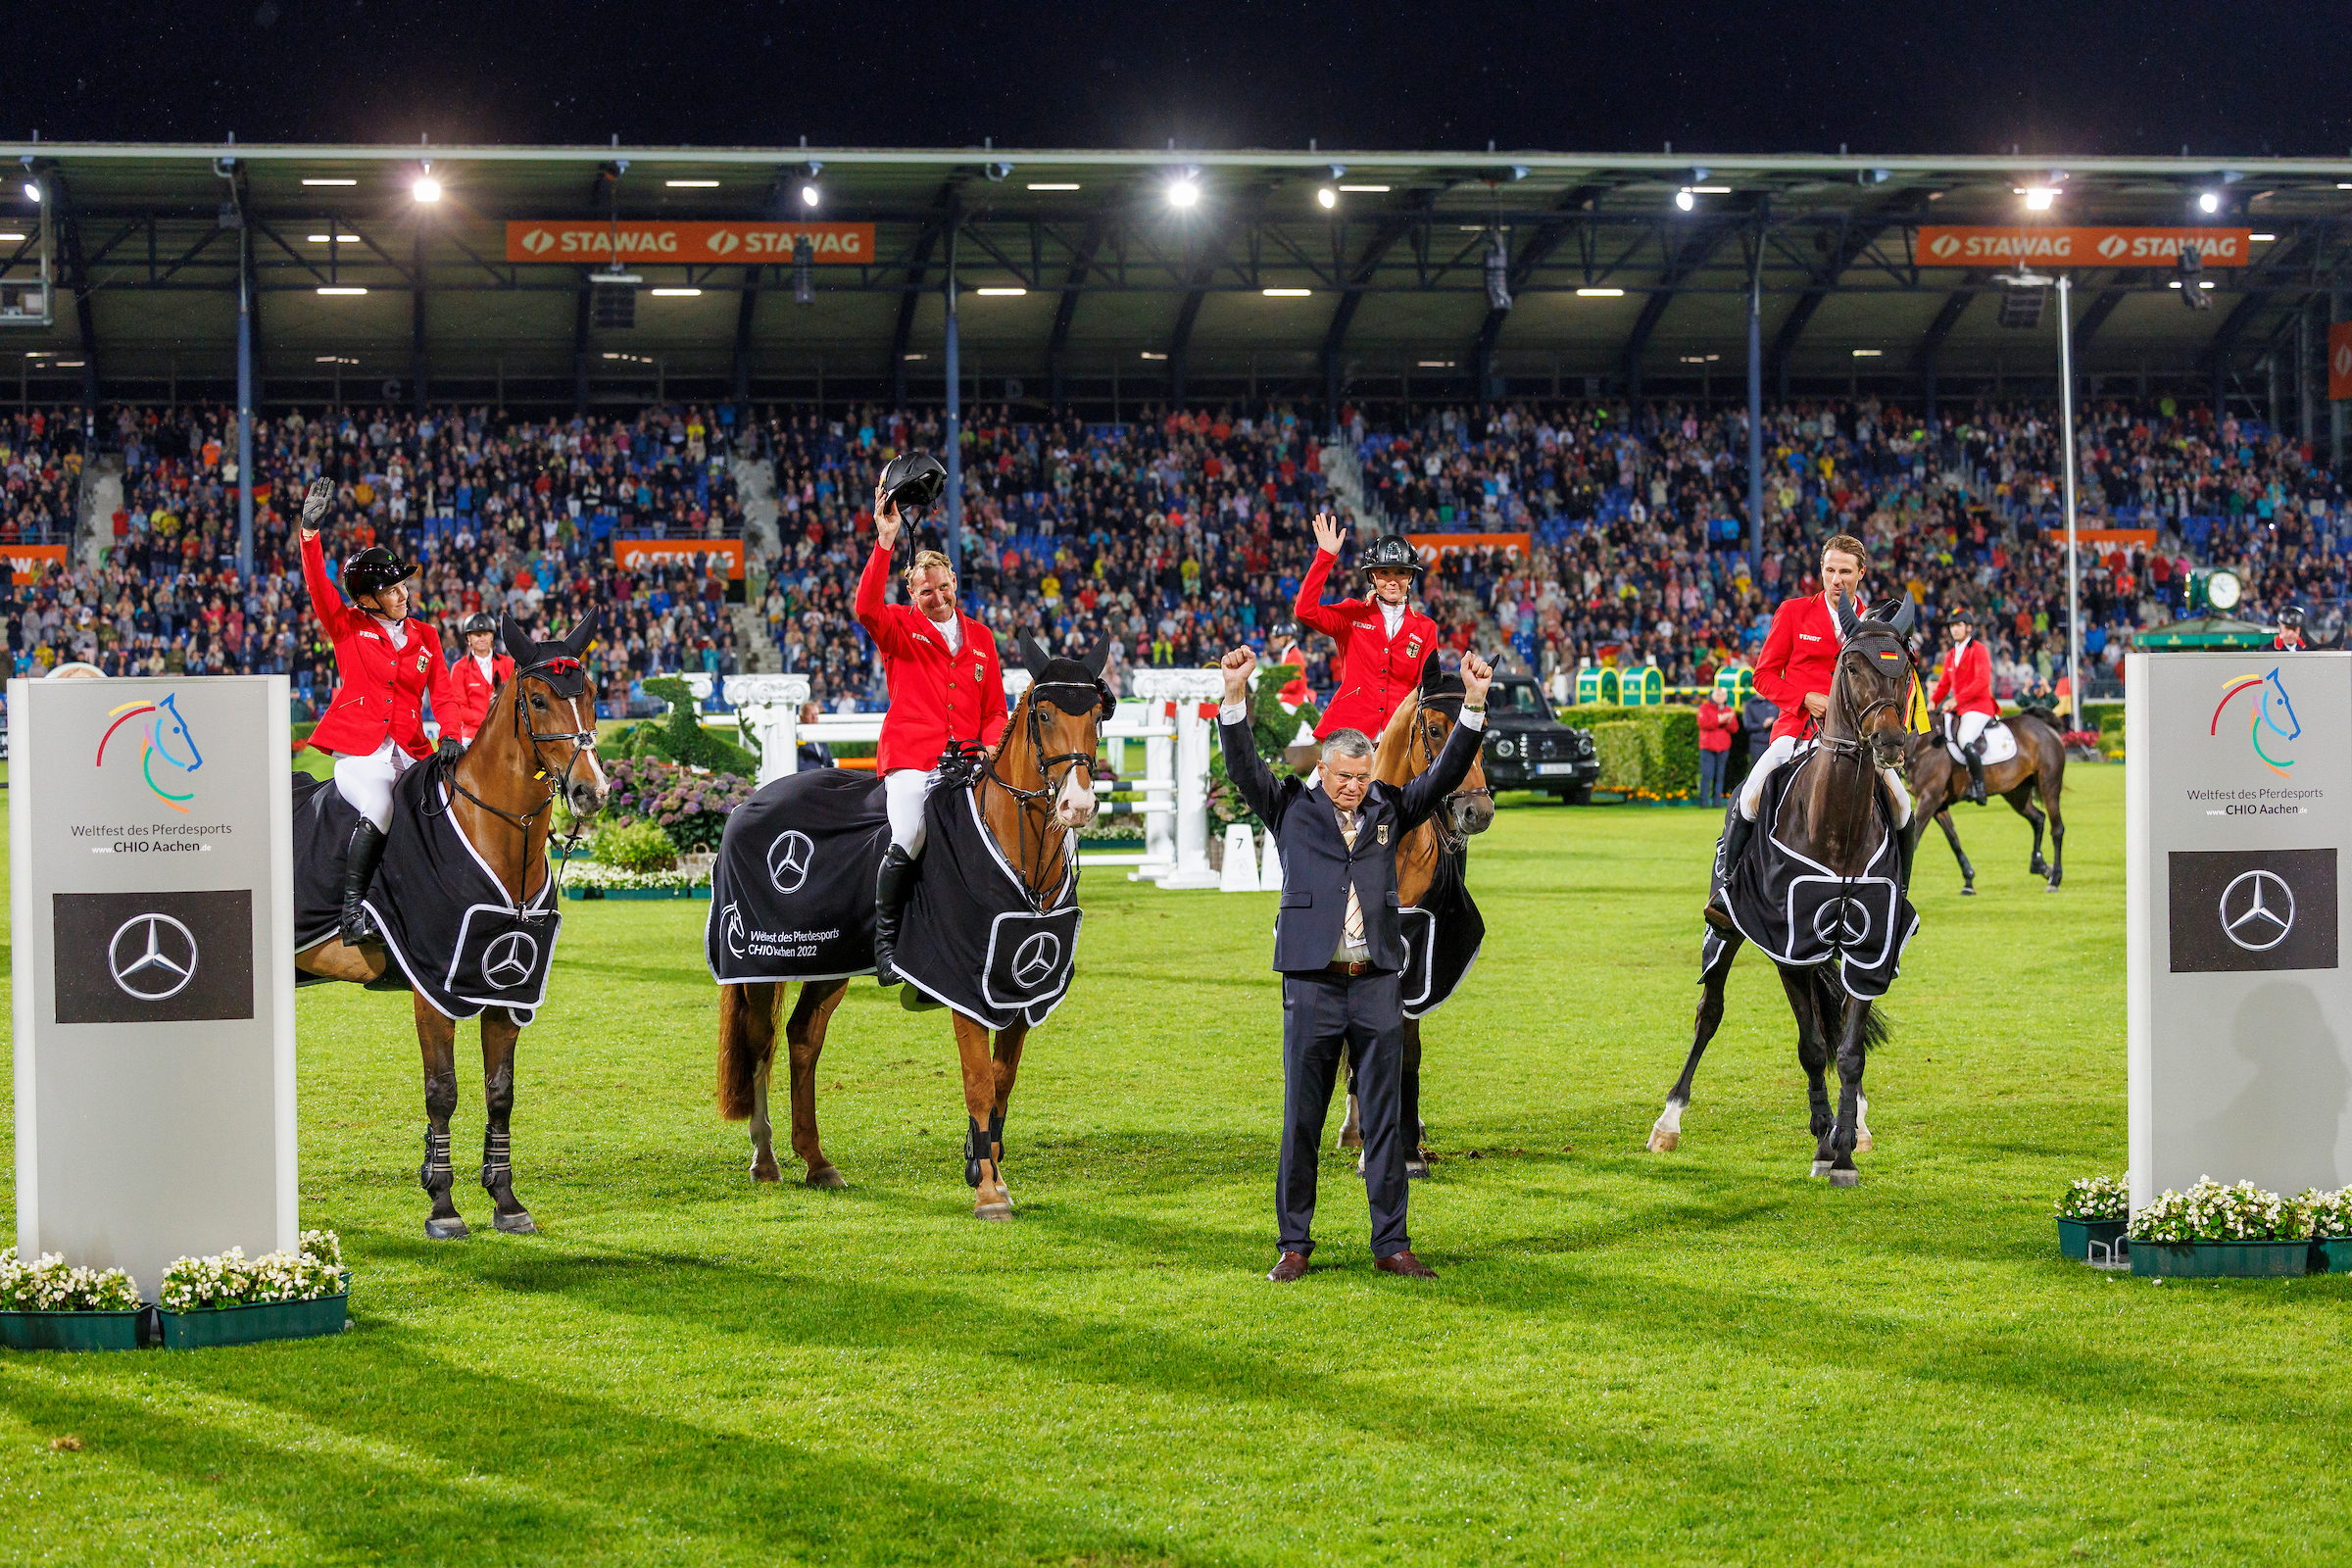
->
xmin=794 ymin=701 xmax=835 ymax=772
xmin=1216 ymin=642 xmax=1493 ymax=1283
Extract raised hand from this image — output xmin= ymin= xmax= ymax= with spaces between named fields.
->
xmin=1219 ymin=645 xmax=1258 ymax=707
xmin=1310 ymin=511 xmax=1345 ymax=557
xmin=872 ymin=483 xmax=902 ymax=552
xmin=299 ymin=477 xmax=334 ymax=538
xmin=1459 ymin=651 xmax=1494 ymax=708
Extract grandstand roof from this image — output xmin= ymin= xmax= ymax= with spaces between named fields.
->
xmin=7 ymin=143 xmax=2352 ymax=409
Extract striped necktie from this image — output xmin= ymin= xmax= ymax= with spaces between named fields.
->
xmin=1338 ymin=812 xmax=1366 ymax=954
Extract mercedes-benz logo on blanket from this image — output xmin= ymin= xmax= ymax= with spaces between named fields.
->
xmin=109 ymin=912 xmax=197 ymax=1001
xmin=723 ymin=902 xmax=747 ymax=959
xmin=482 ymin=930 xmax=539 ymax=988
xmin=767 ymin=831 xmax=814 ymax=894
xmin=2221 ymin=869 xmax=2295 ymax=952
xmin=1810 ymin=897 xmax=1872 ymax=947
xmin=1013 ymin=931 xmax=1061 ymax=987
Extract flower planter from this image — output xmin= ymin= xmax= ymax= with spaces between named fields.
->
xmin=2130 ymin=1240 xmax=2311 ymax=1278
xmin=0 ymin=1308 xmax=144 ymax=1351
xmin=2057 ymin=1216 xmax=2128 ymax=1260
xmin=565 ymin=886 xmax=711 ymax=901
xmin=157 ymin=1286 xmax=348 ymax=1348
xmin=2313 ymin=1238 xmax=2352 ymax=1275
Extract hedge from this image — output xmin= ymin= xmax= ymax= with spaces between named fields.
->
xmin=1592 ymin=721 xmax=1647 ymax=793
xmin=1559 ymin=704 xmax=1700 ymax=800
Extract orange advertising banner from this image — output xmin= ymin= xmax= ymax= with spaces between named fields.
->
xmin=2074 ymin=529 xmax=2159 ymax=548
xmin=1405 ymin=532 xmax=1533 ymax=564
xmin=2330 ymin=322 xmax=2352 ymax=402
xmin=1916 ymin=226 xmax=2254 ymax=268
xmin=613 ymin=538 xmax=745 ymax=581
xmin=505 ymin=221 xmax=875 ymax=265
xmin=1 ymin=542 xmax=70 ymax=579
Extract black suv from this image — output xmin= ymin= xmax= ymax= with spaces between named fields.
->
xmin=1477 ymin=675 xmax=1599 ymax=803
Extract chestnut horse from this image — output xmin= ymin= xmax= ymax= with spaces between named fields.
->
xmin=297 ymin=614 xmax=607 ymax=1239
xmin=1336 ymin=667 xmax=1495 ymax=1173
xmin=1901 ymin=709 xmax=2068 ymax=894
xmin=714 ymin=655 xmax=1106 ymax=1219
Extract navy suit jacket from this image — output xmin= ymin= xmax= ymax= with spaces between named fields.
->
xmin=1219 ymin=712 xmax=1481 ymax=975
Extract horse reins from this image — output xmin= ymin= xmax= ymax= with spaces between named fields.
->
xmin=428 ymin=656 xmax=601 ymax=915
xmin=1798 ymin=623 xmax=1922 ymax=965
xmin=1404 ymin=682 xmax=1491 ymax=858
xmin=977 ymin=679 xmax=1104 ymax=912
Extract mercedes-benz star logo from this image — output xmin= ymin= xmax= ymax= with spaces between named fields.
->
xmin=1811 ymin=897 xmax=1872 ymax=947
xmin=1012 ymin=931 xmax=1061 ymax=988
xmin=109 ymin=912 xmax=198 ymax=1001
xmin=482 ymin=930 xmax=539 ymax=989
xmin=767 ymin=830 xmax=815 ymax=894
xmin=2220 ymin=869 xmax=2296 ymax=952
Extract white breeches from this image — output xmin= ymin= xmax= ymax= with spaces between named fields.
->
xmin=1954 ymin=710 xmax=1990 ymax=749
xmin=1738 ymin=733 xmax=1804 ymax=820
xmin=332 ymin=737 xmax=415 ymax=831
xmin=883 ymin=766 xmax=936 ymax=856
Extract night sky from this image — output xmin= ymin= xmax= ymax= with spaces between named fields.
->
xmin=13 ymin=1 xmax=2349 ymax=157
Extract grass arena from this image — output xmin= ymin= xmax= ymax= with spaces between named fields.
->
xmin=11 ymin=762 xmax=2347 ymax=1565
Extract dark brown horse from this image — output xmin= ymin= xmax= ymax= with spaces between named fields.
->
xmin=297 ymin=615 xmax=607 ymax=1239
xmin=1336 ymin=670 xmax=1495 ymax=1172
xmin=1646 ymin=601 xmax=1915 ymax=1185
xmin=714 ymin=660 xmax=1106 ymax=1219
xmin=1902 ymin=710 xmax=2068 ymax=894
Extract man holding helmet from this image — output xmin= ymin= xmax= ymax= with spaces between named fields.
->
xmin=1293 ymin=513 xmax=1440 ymax=746
xmin=443 ymin=610 xmax=514 ymax=746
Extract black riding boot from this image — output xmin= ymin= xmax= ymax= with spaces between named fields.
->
xmin=871 ymin=844 xmax=918 ymax=986
xmin=1963 ymin=740 xmax=1988 ymax=806
xmin=1703 ymin=812 xmax=1754 ymax=928
xmin=340 ymin=819 xmax=388 ymax=946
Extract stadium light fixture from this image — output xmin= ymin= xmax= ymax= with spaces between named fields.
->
xmin=1027 ymin=182 xmax=1080 ymax=191
xmin=1576 ymin=287 xmax=1625 ymax=297
xmin=307 ymin=234 xmax=363 ymax=243
xmin=664 ymin=179 xmax=718 ymax=188
xmin=21 ymin=180 xmax=38 ymax=204
xmin=314 ymin=355 xmax=359 ymax=366
xmin=974 ymin=286 xmax=1027 ymax=296
xmin=1167 ymin=172 xmax=1200 ymax=209
xmin=1674 ymin=189 xmax=1694 ymax=211
xmin=903 ymin=353 xmax=926 ymax=361
xmin=317 ymin=286 xmax=368 ymax=296
xmin=1139 ymin=351 xmax=1168 ymax=360
xmin=1317 ymin=186 xmax=1337 ymax=210
xmin=1338 ymin=183 xmax=1389 ymax=192
xmin=801 ymin=160 xmax=823 ymax=208
xmin=2253 ymin=232 xmax=2277 ymax=241
xmin=412 ymin=161 xmax=441 ymax=203
xmin=1417 ymin=360 xmax=1455 ymax=368
xmin=650 ymin=288 xmax=701 ymax=297
xmin=2023 ymin=186 xmax=2058 ymax=210
xmin=1852 ymin=348 xmax=1883 ymax=357
xmin=301 ymin=178 xmax=357 ymax=187
xmin=2197 ymin=191 xmax=2222 ymax=214
xmin=984 ymin=162 xmax=1013 ymax=182
xmin=0 ymin=232 xmax=25 ymax=242
xmin=1689 ymin=185 xmax=1732 ymax=194
xmin=1263 ymin=287 xmax=1311 ymax=297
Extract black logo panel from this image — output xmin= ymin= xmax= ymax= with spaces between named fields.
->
xmin=2169 ymin=849 xmax=2338 ymax=973
xmin=53 ymin=890 xmax=255 ymax=1023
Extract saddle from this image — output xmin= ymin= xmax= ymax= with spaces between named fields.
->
xmin=1940 ymin=711 xmax=2017 ymax=767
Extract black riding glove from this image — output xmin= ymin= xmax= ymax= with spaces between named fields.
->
xmin=438 ymin=737 xmax=465 ymax=763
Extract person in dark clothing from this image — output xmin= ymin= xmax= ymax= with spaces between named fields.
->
xmin=1215 ymin=642 xmax=1492 ymax=1285
xmin=794 ymin=701 xmax=835 ymax=771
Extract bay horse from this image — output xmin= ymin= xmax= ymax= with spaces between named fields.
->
xmin=1901 ymin=709 xmax=2068 ymax=894
xmin=713 ymin=645 xmax=1107 ymax=1219
xmin=297 ymin=613 xmax=607 ymax=1239
xmin=1645 ymin=600 xmax=1917 ymax=1185
xmin=1336 ymin=662 xmax=1495 ymax=1173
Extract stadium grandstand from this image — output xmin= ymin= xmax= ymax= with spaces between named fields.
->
xmin=5 ymin=143 xmax=2352 ymax=713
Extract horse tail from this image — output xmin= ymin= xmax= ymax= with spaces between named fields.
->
xmin=716 ymin=982 xmax=775 ymax=1121
xmin=1812 ymin=964 xmax=1893 ymax=1051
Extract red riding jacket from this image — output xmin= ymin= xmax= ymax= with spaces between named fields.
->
xmin=1752 ymin=592 xmax=1848 ymax=743
xmin=1292 ymin=549 xmax=1439 ymax=740
xmin=854 ymin=541 xmax=1009 ymax=773
xmin=444 ymin=650 xmax=517 ymax=743
xmin=1931 ymin=638 xmax=1997 ymax=716
xmin=302 ymin=530 xmax=458 ymax=760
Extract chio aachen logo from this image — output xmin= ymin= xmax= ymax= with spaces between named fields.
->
xmin=109 ymin=912 xmax=198 ymax=1001
xmin=97 ymin=692 xmax=205 ymax=812
xmin=2211 ymin=667 xmax=2299 ymax=777
xmin=1012 ymin=930 xmax=1061 ymax=988
xmin=2219 ymin=869 xmax=2295 ymax=953
xmin=722 ymin=901 xmax=747 ymax=959
xmin=482 ymin=930 xmax=539 ymax=989
xmin=767 ymin=830 xmax=814 ymax=894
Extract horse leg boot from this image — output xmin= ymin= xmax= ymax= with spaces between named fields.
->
xmin=480 ymin=1009 xmax=536 ymax=1234
xmin=1787 ymin=967 xmax=1837 ymax=1172
xmin=415 ymin=996 xmax=467 ymax=1239
xmin=1651 ymin=934 xmax=1740 ymax=1152
xmin=1825 ymin=999 xmax=1874 ymax=1188
xmin=340 ymin=819 xmax=389 ymax=947
xmin=871 ymin=845 xmax=918 ymax=987
xmin=953 ymin=1012 xmax=1011 ymax=1218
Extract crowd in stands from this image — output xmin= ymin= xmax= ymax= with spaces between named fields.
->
xmin=4 ymin=392 xmax=2346 ymax=719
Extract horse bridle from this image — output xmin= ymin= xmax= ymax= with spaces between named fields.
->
xmin=1405 ymin=687 xmax=1492 ymax=857
xmin=430 ymin=656 xmax=600 ymax=911
xmin=977 ymin=679 xmax=1106 ymax=911
xmin=1798 ymin=623 xmax=1923 ymax=959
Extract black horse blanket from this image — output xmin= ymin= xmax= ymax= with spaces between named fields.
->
xmin=707 ymin=768 xmax=1084 ymax=1031
xmin=1398 ymin=851 xmax=1483 ymax=1020
xmin=1704 ymin=752 xmax=1918 ymax=1001
xmin=293 ymin=767 xmax=564 ymax=1022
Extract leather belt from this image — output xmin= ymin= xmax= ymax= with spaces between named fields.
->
xmin=1324 ymin=958 xmax=1376 ymax=977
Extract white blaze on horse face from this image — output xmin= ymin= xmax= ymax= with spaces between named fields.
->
xmin=567 ymin=695 xmax=609 ymax=815
xmin=1055 ymin=760 xmax=1097 ymax=827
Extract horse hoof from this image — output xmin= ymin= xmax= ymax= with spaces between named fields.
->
xmin=1647 ymin=1128 xmax=1681 ymax=1153
xmin=974 ymin=1202 xmax=1012 ymax=1221
xmin=494 ymin=1210 xmax=538 ymax=1236
xmin=1829 ymin=1169 xmax=1861 ymax=1188
xmin=424 ymin=1216 xmax=469 ymax=1241
xmin=2046 ymin=882 xmax=2062 ymax=893
xmin=1810 ymin=1160 xmax=1834 ymax=1177
xmin=751 ymin=1161 xmax=782 ymax=1184
xmin=805 ymin=1165 xmax=848 ymax=1190
xmin=1960 ymin=886 xmax=1977 ymax=896
xmin=1854 ymin=1132 xmax=1874 ymax=1153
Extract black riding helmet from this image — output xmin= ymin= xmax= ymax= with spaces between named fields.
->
xmin=2280 ymin=605 xmax=2308 ymax=628
xmin=879 ymin=451 xmax=949 ymax=518
xmin=461 ymin=611 xmax=499 ymax=638
xmin=343 ymin=545 xmax=417 ymax=612
xmin=1358 ymin=534 xmax=1425 ymax=579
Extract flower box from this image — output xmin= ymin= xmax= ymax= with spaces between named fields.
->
xmin=2313 ymin=1238 xmax=2352 ymax=1275
xmin=157 ymin=1286 xmax=347 ymax=1348
xmin=2130 ymin=1240 xmax=2310 ymax=1278
xmin=566 ymin=885 xmax=711 ymax=901
xmin=0 ymin=1307 xmax=144 ymax=1351
xmin=2057 ymin=1216 xmax=2128 ymax=1260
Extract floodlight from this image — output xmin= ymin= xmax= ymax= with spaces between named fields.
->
xmin=412 ymin=162 xmax=441 ymax=202
xmin=650 ymin=288 xmax=701 ymax=297
xmin=21 ymin=181 xmax=38 ymax=204
xmin=2024 ymin=187 xmax=2057 ymax=210
xmin=317 ymin=286 xmax=368 ymax=296
xmin=1168 ymin=176 xmax=1200 ymax=209
xmin=1576 ymin=287 xmax=1625 ymax=297
xmin=664 ymin=179 xmax=718 ymax=188
xmin=975 ymin=286 xmax=1027 ymax=296
xmin=984 ymin=162 xmax=1013 ymax=182
xmin=1674 ymin=189 xmax=1694 ymax=211
xmin=2198 ymin=191 xmax=2221 ymax=214
xmin=800 ymin=182 xmax=821 ymax=208
xmin=1317 ymin=187 xmax=1337 ymax=210
xmin=1262 ymin=287 xmax=1311 ymax=297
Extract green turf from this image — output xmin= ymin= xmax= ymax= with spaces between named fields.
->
xmin=3 ymin=765 xmax=2346 ymax=1566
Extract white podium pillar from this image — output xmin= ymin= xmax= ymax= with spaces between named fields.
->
xmin=724 ymin=673 xmax=812 ymax=786
xmin=1133 ymin=668 xmax=1224 ymax=889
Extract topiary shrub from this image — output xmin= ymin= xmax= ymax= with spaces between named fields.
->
xmin=592 ymin=817 xmax=679 ymax=873
xmin=1593 ymin=721 xmax=1646 ymax=793
xmin=1564 ymin=705 xmax=1698 ymax=799
xmin=611 ymin=675 xmax=760 ymax=776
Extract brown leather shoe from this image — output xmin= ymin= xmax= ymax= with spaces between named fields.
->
xmin=1374 ymin=1249 xmax=1437 ymax=1280
xmin=1266 ymin=1251 xmax=1309 ymax=1283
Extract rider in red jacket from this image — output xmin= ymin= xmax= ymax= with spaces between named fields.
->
xmin=2274 ymin=606 xmax=2307 ymax=652
xmin=443 ymin=611 xmax=516 ymax=744
xmin=1293 ymin=514 xmax=1440 ymax=742
xmin=298 ymin=478 xmax=460 ymax=946
xmin=854 ymin=481 xmax=1009 ymax=985
xmin=1932 ymin=608 xmax=1998 ymax=804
